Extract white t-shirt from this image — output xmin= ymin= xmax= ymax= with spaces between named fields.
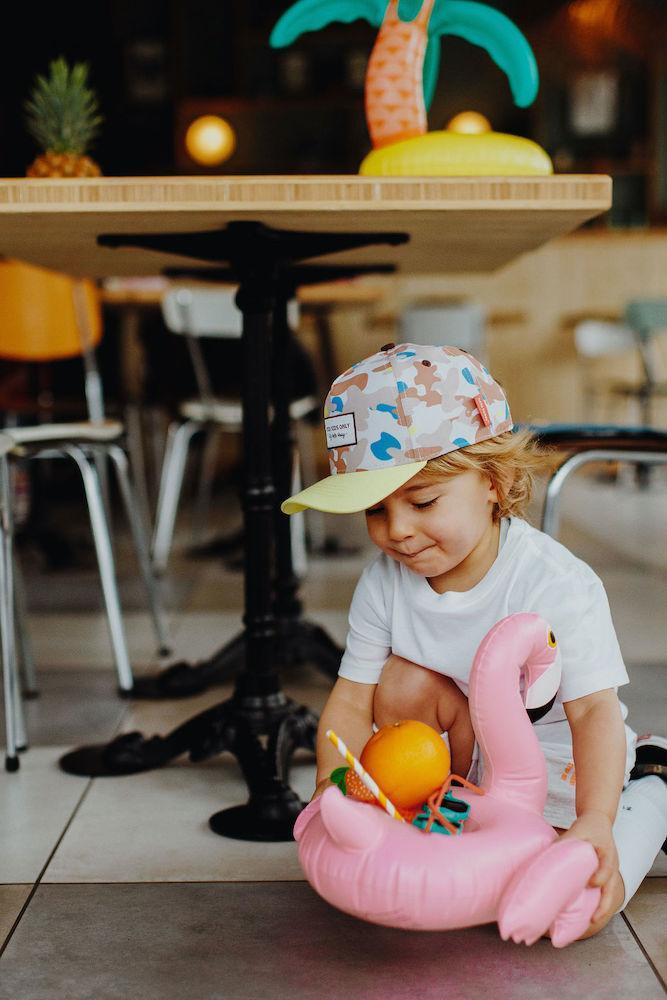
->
xmin=339 ymin=517 xmax=631 ymax=753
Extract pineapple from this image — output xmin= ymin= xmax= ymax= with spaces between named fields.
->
xmin=24 ymin=57 xmax=103 ymax=177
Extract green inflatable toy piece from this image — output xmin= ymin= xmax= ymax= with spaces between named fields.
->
xmin=270 ymin=0 xmax=387 ymax=48
xmin=270 ymin=0 xmax=538 ymax=113
xmin=427 ymin=0 xmax=538 ymax=108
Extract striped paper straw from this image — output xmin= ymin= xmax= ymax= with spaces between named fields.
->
xmin=326 ymin=729 xmax=405 ymax=822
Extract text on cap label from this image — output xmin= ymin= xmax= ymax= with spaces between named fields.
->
xmin=325 ymin=413 xmax=358 ymax=450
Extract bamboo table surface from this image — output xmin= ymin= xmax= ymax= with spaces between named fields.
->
xmin=0 ymin=175 xmax=611 ymax=277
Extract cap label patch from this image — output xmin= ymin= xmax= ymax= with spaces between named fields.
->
xmin=473 ymin=394 xmax=491 ymax=427
xmin=325 ymin=412 xmax=357 ymax=449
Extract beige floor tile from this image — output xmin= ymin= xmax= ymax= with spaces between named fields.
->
xmin=561 ymin=474 xmax=667 ymax=571
xmin=602 ymin=571 xmax=667 ymax=666
xmin=2 ymin=883 xmax=664 ymax=1000
xmin=298 ymin=574 xmax=359 ymax=610
xmin=0 ymin=885 xmax=32 ymax=948
xmin=147 ymin=607 xmax=345 ymax=684
xmin=120 ymin=684 xmax=235 ymax=736
xmin=0 ymin=749 xmax=88 ymax=883
xmin=283 ymin=679 xmax=333 ymax=717
xmin=29 ymin=612 xmax=171 ymax=671
xmin=648 ymin=852 xmax=667 ymax=877
xmin=42 ymin=755 xmax=315 ymax=884
xmin=121 ymin=672 xmax=331 ymax=737
xmin=185 ymin=572 xmax=245 ymax=611
xmin=289 ymin=608 xmax=350 ymax=649
xmin=624 ymin=878 xmax=667 ymax=983
xmin=156 ymin=611 xmax=244 ymax=665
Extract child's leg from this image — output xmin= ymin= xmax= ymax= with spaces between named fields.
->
xmin=613 ymin=775 xmax=667 ymax=909
xmin=555 ymin=775 xmax=667 ymax=941
xmin=374 ymin=655 xmax=475 ymax=779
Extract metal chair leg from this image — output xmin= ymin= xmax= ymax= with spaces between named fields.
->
xmin=107 ymin=443 xmax=172 ymax=657
xmin=151 ymin=420 xmax=202 ymax=575
xmin=0 ymin=455 xmax=20 ymax=770
xmin=11 ymin=651 xmax=27 ymax=753
xmin=3 ymin=457 xmax=25 ymax=751
xmin=64 ymin=445 xmax=134 ymax=694
xmin=542 ymin=448 xmax=667 ymax=539
xmin=191 ymin=424 xmax=220 ymax=547
xmin=13 ymin=555 xmax=38 ymax=697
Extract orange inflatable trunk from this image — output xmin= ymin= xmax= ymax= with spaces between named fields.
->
xmin=364 ymin=0 xmax=435 ymax=149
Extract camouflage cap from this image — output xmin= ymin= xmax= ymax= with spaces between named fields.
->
xmin=282 ymin=343 xmax=513 ymax=514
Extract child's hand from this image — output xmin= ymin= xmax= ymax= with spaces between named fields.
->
xmin=311 ymin=778 xmax=333 ymax=802
xmin=559 ymin=810 xmax=620 ymax=924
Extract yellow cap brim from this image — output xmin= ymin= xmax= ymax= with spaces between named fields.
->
xmin=281 ymin=461 xmax=427 ymax=514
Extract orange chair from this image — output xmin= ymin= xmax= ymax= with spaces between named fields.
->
xmin=0 ymin=261 xmax=103 ymax=362
xmin=0 ymin=260 xmax=169 ymax=703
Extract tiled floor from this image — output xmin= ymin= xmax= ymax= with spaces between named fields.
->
xmin=0 ymin=474 xmax=665 ymax=999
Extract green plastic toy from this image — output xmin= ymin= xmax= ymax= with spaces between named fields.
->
xmin=270 ymin=0 xmax=539 ymax=114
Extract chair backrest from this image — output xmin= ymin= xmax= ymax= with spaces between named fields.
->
xmin=625 ymin=300 xmax=667 ymax=340
xmin=0 ymin=259 xmax=102 ymax=361
xmin=399 ymin=301 xmax=485 ymax=359
xmin=573 ymin=320 xmax=636 ymax=358
xmin=161 ymin=286 xmax=299 ymax=338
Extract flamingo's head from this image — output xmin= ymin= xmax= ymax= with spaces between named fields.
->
xmin=523 ymin=621 xmax=561 ymax=723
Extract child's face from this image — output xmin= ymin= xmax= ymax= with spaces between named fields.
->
xmin=365 ymin=469 xmax=498 ymax=581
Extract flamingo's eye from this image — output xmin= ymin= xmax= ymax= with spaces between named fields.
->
xmin=547 ymin=630 xmax=557 ymax=648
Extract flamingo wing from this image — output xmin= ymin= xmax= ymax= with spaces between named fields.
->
xmin=427 ymin=0 xmax=539 ymax=108
xmin=270 ymin=0 xmax=388 ymax=48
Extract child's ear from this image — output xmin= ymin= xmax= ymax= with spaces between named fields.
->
xmin=486 ymin=474 xmax=499 ymax=503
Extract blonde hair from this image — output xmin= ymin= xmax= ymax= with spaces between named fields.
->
xmin=419 ymin=429 xmax=551 ymax=523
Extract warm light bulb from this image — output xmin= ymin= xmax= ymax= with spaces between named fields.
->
xmin=446 ymin=111 xmax=492 ymax=135
xmin=185 ymin=116 xmax=236 ymax=167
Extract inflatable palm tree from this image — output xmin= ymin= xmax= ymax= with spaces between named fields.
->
xmin=271 ymin=0 xmax=551 ymax=175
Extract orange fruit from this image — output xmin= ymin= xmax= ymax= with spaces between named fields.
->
xmin=360 ymin=720 xmax=451 ymax=810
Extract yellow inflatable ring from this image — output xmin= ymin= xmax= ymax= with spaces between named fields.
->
xmin=359 ymin=130 xmax=552 ymax=177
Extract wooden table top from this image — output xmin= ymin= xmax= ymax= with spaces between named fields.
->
xmin=0 ymin=175 xmax=611 ymax=278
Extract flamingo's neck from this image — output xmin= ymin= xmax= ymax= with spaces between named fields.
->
xmin=468 ymin=616 xmax=549 ymax=816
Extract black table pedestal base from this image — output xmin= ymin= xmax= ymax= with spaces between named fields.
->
xmin=60 ymin=690 xmax=318 ymax=841
xmin=130 ymin=615 xmax=342 ymax=699
xmin=209 ymin=790 xmax=303 ymax=842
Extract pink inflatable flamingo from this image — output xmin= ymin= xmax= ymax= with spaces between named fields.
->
xmin=294 ymin=613 xmax=601 ymax=947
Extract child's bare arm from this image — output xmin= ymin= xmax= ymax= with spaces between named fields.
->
xmin=313 ymin=677 xmax=376 ymax=799
xmin=564 ymin=688 xmax=626 ymax=823
xmin=562 ymin=688 xmax=627 ymax=925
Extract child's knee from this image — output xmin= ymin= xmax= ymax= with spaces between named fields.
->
xmin=375 ymin=655 xmax=424 ymax=723
xmin=374 ymin=655 xmax=463 ymax=729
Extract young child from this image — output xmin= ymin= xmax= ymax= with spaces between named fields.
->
xmin=282 ymin=342 xmax=667 ymax=941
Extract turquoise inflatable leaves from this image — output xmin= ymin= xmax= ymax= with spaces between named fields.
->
xmin=270 ymin=0 xmax=387 ymax=48
xmin=428 ymin=1 xmax=538 ymax=108
xmin=270 ymin=0 xmax=539 ymax=111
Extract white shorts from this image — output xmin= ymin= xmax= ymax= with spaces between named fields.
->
xmin=465 ymin=726 xmax=637 ymax=829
